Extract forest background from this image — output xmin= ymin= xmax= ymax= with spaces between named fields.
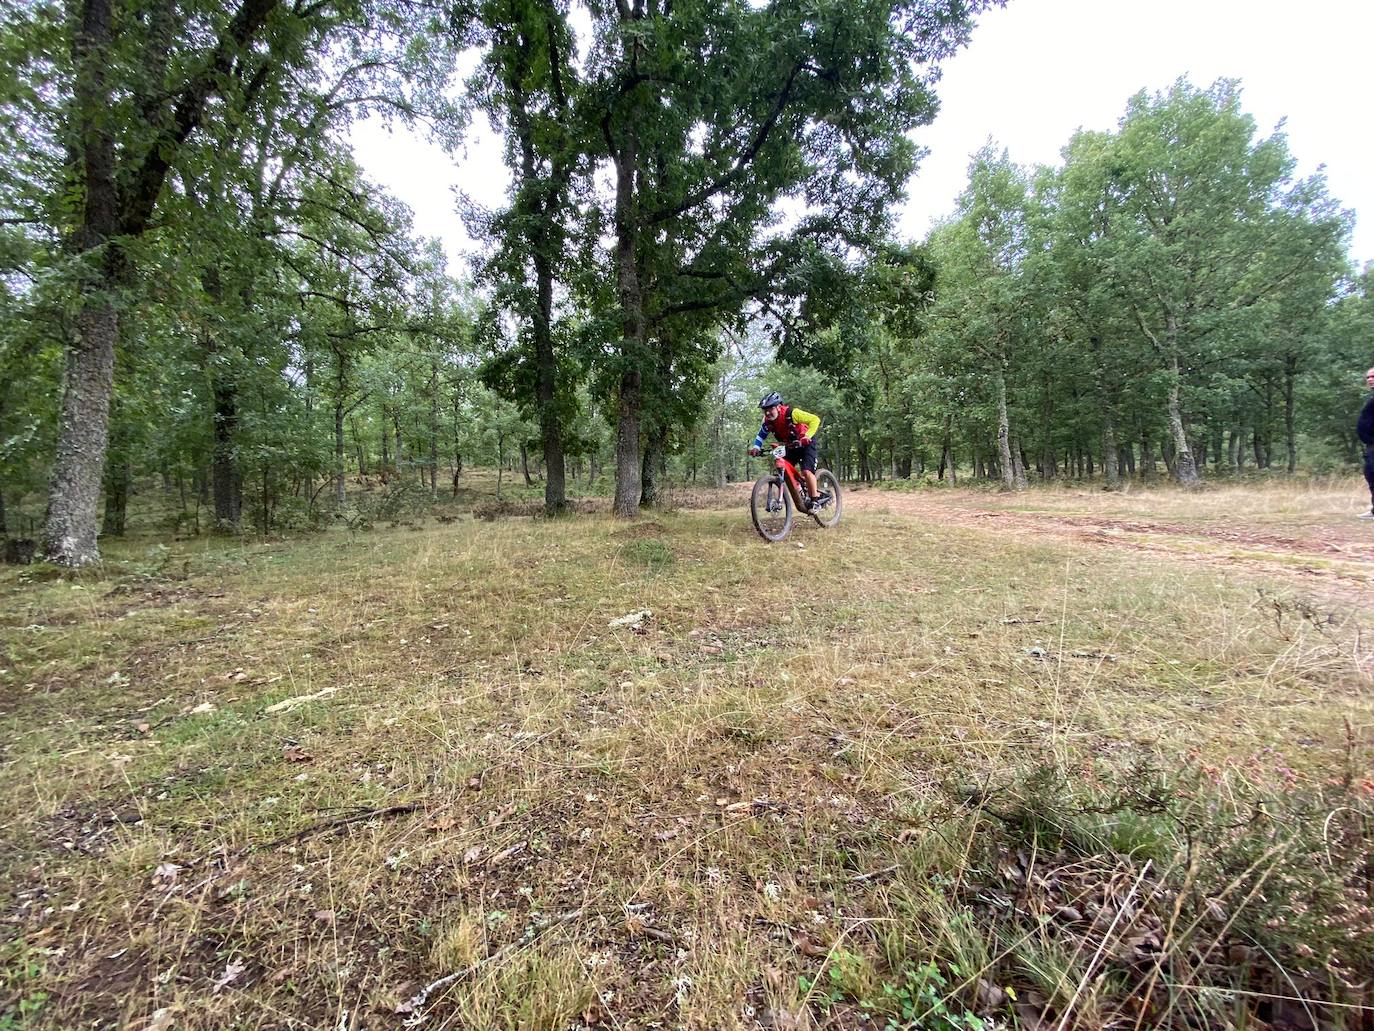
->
xmin=2 ymin=0 xmax=1373 ymax=564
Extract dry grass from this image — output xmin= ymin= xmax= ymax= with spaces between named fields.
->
xmin=889 ymin=473 xmax=1372 ymax=529
xmin=1 ymin=481 xmax=1371 ymax=1029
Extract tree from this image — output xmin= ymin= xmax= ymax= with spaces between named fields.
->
xmin=463 ymin=0 xmax=585 ymax=515
xmin=587 ymin=0 xmax=988 ymax=516
xmin=1092 ymin=80 xmax=1347 ymax=485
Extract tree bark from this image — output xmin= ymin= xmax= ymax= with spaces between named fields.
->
xmin=44 ymin=298 xmax=117 ymax=563
xmin=43 ymin=0 xmax=118 ymax=565
xmin=614 ymin=368 xmax=644 ymax=515
xmin=1283 ymin=353 xmax=1298 ymax=474
xmin=201 ymin=269 xmax=242 ymax=528
xmin=1102 ymin=418 xmax=1120 ymax=490
xmin=640 ymin=433 xmax=665 ymax=508
xmin=611 ymin=279 xmax=646 ymax=516
xmin=43 ymin=0 xmax=281 ymax=563
xmin=1163 ymin=315 xmax=1198 ymax=485
xmin=520 ymin=442 xmax=534 ymax=487
xmin=429 ymin=356 xmax=440 ymax=495
xmin=334 ymin=401 xmax=346 ymax=508
xmin=609 ymin=59 xmax=647 ymax=518
xmin=531 ymin=254 xmax=568 ymax=514
xmin=102 ymin=447 xmax=129 ymax=537
xmin=994 ymin=369 xmax=1019 ymax=491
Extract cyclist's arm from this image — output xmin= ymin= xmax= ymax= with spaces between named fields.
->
xmin=791 ymin=408 xmax=821 ymax=440
xmin=749 ymin=420 xmax=768 ymax=451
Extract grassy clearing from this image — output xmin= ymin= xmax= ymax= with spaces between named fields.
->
xmin=870 ymin=474 xmax=1373 ymax=533
xmin=2 ymin=486 xmax=1371 ymax=1030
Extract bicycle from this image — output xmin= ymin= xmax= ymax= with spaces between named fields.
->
xmin=749 ymin=444 xmax=843 ymax=542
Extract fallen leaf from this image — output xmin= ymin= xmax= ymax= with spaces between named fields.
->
xmin=426 ymin=815 xmax=458 ymax=833
xmin=188 ymin=701 xmax=216 ymax=715
xmin=152 ymin=862 xmax=183 ymax=886
xmin=976 ymin=978 xmax=1006 ymax=1010
xmin=282 ymin=743 xmax=313 ymax=763
xmin=489 ymin=840 xmax=526 ymax=865
xmin=313 ymin=909 xmax=335 ymax=924
xmin=652 ymin=827 xmax=681 ymax=841
xmin=141 ymin=1008 xmax=175 ymax=1031
xmin=462 ymin=845 xmax=483 ymax=864
xmin=792 ymin=931 xmax=828 ymax=958
xmin=212 ymin=958 xmax=246 ymax=992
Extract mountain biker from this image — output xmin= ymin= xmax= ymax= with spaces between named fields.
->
xmin=747 ymin=391 xmax=831 ymax=510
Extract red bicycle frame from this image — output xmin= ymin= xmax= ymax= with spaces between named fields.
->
xmin=768 ymin=444 xmax=810 ymax=509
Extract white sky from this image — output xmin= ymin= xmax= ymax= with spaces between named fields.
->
xmin=349 ymin=0 xmax=1374 ymax=271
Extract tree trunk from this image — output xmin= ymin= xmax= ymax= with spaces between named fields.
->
xmin=334 ymin=401 xmax=346 ymax=508
xmin=1283 ymin=354 xmax=1297 ymax=473
xmin=200 ymin=267 xmax=242 ymax=527
xmin=1163 ymin=317 xmax=1198 ymax=485
xmin=380 ymin=414 xmax=391 ymax=483
xmin=610 ymin=98 xmax=646 ymax=518
xmin=521 ymin=442 xmax=534 ymax=487
xmin=640 ymin=434 xmax=665 ymax=508
xmin=531 ymin=254 xmax=567 ymax=515
xmin=352 ymin=415 xmax=367 ymax=476
xmin=43 ymin=0 xmax=119 ymax=565
xmin=1102 ymin=418 xmax=1120 ymax=490
xmin=496 ymin=430 xmax=504 ymax=499
xmin=45 ymin=294 xmax=118 ymax=564
xmin=613 ymin=369 xmax=643 ymax=516
xmin=936 ymin=417 xmax=952 ymax=482
xmin=428 ymin=357 xmax=440 ymax=496
xmin=994 ymin=370 xmax=1019 ymax=491
xmin=102 ymin=447 xmax=129 ymax=537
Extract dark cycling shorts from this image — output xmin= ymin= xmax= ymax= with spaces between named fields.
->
xmin=786 ymin=440 xmax=818 ymax=473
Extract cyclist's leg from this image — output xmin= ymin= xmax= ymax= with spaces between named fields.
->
xmin=789 ymin=442 xmax=820 ymax=502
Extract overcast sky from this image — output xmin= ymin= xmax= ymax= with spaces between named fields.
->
xmin=349 ymin=0 xmax=1374 ymax=271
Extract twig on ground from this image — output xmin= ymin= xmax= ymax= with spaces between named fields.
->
xmin=398 ymin=907 xmax=586 ymax=1015
xmin=263 ymin=802 xmax=423 ymax=850
xmin=846 ymin=864 xmax=900 ymax=884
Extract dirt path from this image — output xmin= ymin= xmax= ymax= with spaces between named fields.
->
xmin=839 ymin=486 xmax=1374 ymax=601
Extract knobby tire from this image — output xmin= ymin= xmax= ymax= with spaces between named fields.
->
xmin=810 ymin=469 xmax=843 ymax=528
xmin=750 ymin=475 xmax=793 ymax=542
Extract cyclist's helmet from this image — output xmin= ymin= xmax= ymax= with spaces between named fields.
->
xmin=759 ymin=391 xmax=783 ymax=409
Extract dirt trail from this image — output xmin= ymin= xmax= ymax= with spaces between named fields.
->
xmin=839 ymin=486 xmax=1374 ymax=600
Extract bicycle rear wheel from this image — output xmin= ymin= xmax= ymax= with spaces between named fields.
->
xmin=809 ymin=469 xmax=842 ymax=528
xmin=750 ymin=475 xmax=793 ymax=541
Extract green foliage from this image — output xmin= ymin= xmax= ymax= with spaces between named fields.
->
xmin=802 ymin=952 xmax=990 ymax=1031
xmin=0 ymin=940 xmax=48 ymax=1029
xmin=789 ymin=78 xmax=1356 ymax=487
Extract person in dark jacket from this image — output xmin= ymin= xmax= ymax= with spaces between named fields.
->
xmin=1359 ymin=367 xmax=1374 ymax=519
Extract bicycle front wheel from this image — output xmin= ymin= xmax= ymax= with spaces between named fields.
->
xmin=810 ymin=469 xmax=843 ymax=528
xmin=750 ymin=475 xmax=793 ymax=542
